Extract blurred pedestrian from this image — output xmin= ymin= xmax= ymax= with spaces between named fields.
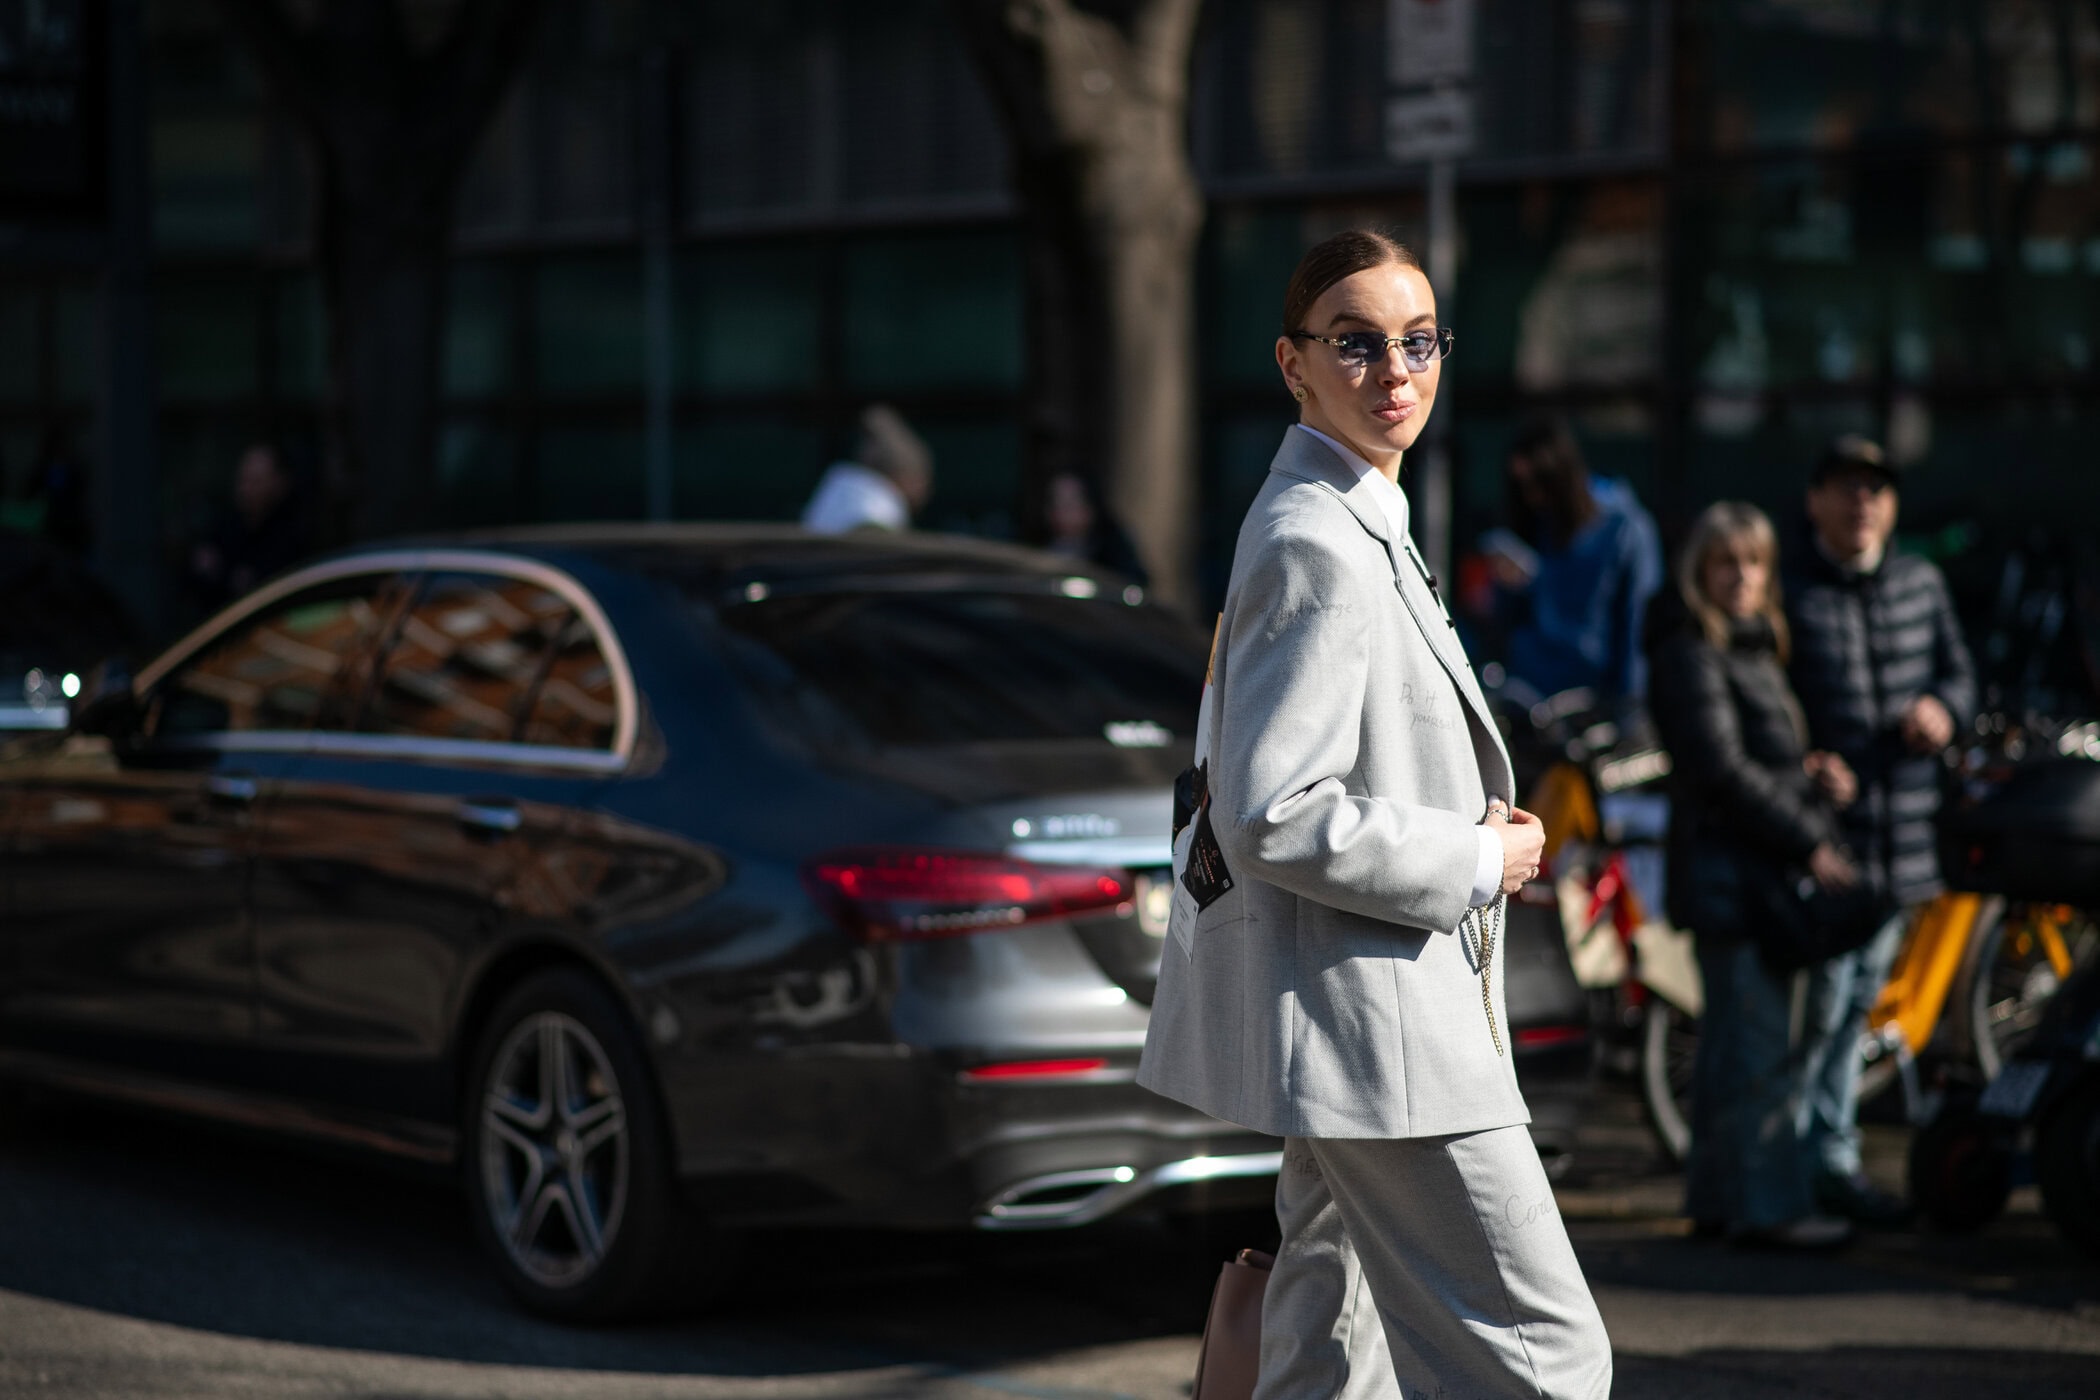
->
xmin=1485 ymin=413 xmax=1662 ymax=718
xmin=186 ymin=439 xmax=310 ymax=613
xmin=1647 ymin=500 xmax=1858 ymax=1249
xmin=1040 ymin=470 xmax=1147 ymax=586
xmin=1139 ymin=229 xmax=1611 ymax=1398
xmin=801 ymin=404 xmax=933 ymax=533
xmin=1785 ymin=434 xmax=1976 ymax=1227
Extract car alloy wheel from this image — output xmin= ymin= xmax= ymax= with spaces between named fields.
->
xmin=479 ymin=1010 xmax=631 ymax=1290
xmin=464 ymin=968 xmax=713 ymax=1320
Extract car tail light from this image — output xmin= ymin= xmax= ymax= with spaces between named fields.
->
xmin=959 ymin=1058 xmax=1110 ymax=1082
xmin=1514 ymin=1024 xmax=1589 ymax=1051
xmin=803 ymin=847 xmax=1132 ymax=943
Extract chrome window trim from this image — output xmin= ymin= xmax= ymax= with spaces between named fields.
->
xmin=134 ymin=549 xmax=640 ymax=768
xmin=164 ymin=729 xmax=627 ymax=774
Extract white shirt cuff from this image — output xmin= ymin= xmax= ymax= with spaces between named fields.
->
xmin=1470 ymin=826 xmax=1504 ymax=908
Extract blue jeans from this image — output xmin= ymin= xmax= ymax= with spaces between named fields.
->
xmin=1796 ymin=908 xmax=1910 ymax=1180
xmin=1685 ymin=935 xmax=1814 ymax=1231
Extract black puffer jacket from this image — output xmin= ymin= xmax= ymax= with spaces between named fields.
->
xmin=1786 ymin=546 xmax=1976 ymax=906
xmin=1646 ymin=596 xmax=1842 ymax=938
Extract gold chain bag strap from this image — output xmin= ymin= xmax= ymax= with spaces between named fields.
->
xmin=1467 ymin=893 xmax=1505 ymax=1057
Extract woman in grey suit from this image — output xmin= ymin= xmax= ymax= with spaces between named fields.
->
xmin=1139 ymin=230 xmax=1612 ymax=1398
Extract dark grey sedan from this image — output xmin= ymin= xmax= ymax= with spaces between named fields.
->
xmin=0 ymin=526 xmax=1590 ymax=1319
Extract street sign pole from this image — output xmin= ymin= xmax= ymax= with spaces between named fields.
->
xmin=1421 ymin=154 xmax=1457 ymax=583
xmin=1386 ymin=0 xmax=1473 ymax=584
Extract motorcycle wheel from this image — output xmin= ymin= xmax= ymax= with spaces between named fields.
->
xmin=1955 ymin=903 xmax=2097 ymax=1081
xmin=1907 ymin=1101 xmax=2013 ymax=1233
xmin=2036 ymin=1071 xmax=2100 ymax=1260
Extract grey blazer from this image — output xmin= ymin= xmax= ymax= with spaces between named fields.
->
xmin=1137 ymin=429 xmax=1526 ymax=1140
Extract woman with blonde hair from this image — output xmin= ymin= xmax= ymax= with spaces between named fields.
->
xmin=1646 ymin=500 xmax=1861 ymax=1248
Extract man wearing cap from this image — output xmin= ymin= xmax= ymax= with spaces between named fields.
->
xmin=1785 ymin=434 xmax=1976 ymax=1226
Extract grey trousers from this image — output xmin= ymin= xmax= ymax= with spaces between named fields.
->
xmin=1252 ymin=1127 xmax=1612 ymax=1400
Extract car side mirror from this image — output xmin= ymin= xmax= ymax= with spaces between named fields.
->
xmin=69 ymin=659 xmax=139 ymax=738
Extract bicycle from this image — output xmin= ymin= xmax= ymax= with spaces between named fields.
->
xmin=1488 ymin=683 xmax=1699 ymax=1128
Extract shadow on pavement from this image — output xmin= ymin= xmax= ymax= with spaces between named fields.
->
xmin=0 ymin=1094 xmax=1236 ymax=1379
xmin=1615 ymin=1346 xmax=2100 ymax=1400
xmin=1572 ymin=1216 xmax=2097 ymax=1314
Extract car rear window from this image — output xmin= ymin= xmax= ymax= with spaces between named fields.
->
xmin=713 ymin=588 xmax=1206 ymax=747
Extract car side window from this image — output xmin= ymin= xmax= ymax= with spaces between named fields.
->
xmin=520 ymin=605 xmax=618 ymax=751
xmin=149 ymin=574 xmax=413 ymax=739
xmin=361 ymin=570 xmax=617 ymax=752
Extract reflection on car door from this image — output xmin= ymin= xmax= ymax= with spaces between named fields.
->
xmin=2 ymin=573 xmax=409 ymax=1085
xmin=248 ymin=566 xmax=625 ymax=1125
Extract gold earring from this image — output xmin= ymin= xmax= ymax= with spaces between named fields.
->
xmin=1292 ymin=386 xmax=1308 ymax=403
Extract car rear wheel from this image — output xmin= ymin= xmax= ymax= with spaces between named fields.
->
xmin=464 ymin=968 xmax=701 ymax=1320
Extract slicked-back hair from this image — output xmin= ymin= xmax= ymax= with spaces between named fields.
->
xmin=1281 ymin=229 xmax=1421 ymax=335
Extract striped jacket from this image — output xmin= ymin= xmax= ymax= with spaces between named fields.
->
xmin=1785 ymin=545 xmax=1977 ymax=906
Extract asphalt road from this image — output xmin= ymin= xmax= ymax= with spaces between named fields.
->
xmin=1 ymin=1083 xmax=2095 ymax=1400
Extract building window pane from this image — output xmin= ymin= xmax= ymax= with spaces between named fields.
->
xmin=457 ymin=83 xmax=531 ymax=238
xmin=675 ymin=417 xmax=825 ymax=521
xmin=436 ymin=418 xmax=519 ymax=529
xmin=155 ymin=276 xmax=259 ymax=400
xmin=539 ymin=424 xmax=645 ymax=521
xmin=152 ymin=113 xmax=261 ymax=249
xmin=275 ymin=274 xmax=327 ymax=401
xmin=535 ymin=256 xmax=644 ymax=396
xmin=686 ymin=9 xmax=824 ymax=219
xmin=677 ymin=244 xmax=822 ymax=394
xmin=839 ymin=0 xmax=1005 ymax=206
xmin=843 ymin=233 xmax=1021 ymax=392
xmin=910 ymin=416 xmax=1020 ymax=538
xmin=54 ymin=284 xmax=98 ymax=403
xmin=446 ymin=261 xmax=514 ymax=398
xmin=534 ymin=0 xmax=639 ymax=232
xmin=0 ymin=290 xmax=35 ymax=400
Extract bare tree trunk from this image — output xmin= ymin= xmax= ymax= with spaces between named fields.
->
xmin=217 ymin=0 xmax=544 ymax=541
xmin=948 ymin=0 xmax=1204 ymax=607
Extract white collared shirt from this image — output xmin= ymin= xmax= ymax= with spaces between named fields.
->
xmin=1293 ymin=425 xmax=1505 ymax=909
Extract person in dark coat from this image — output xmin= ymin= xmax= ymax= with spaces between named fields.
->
xmin=186 ymin=440 xmax=311 ymax=615
xmin=1040 ymin=470 xmax=1149 ymax=588
xmin=1648 ymin=500 xmax=1859 ymax=1248
xmin=1786 ymin=434 xmax=1977 ymax=1226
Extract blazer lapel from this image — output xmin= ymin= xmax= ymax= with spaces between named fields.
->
xmin=1269 ymin=430 xmax=1513 ymax=791
xmin=1269 ymin=431 xmax=1402 ymax=576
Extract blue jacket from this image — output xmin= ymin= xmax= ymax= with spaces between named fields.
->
xmin=1504 ymin=476 xmax=1663 ymax=707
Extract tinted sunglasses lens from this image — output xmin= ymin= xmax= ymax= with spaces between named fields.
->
xmin=1335 ymin=333 xmax=1381 ymax=367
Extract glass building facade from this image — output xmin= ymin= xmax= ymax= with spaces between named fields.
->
xmin=2 ymin=0 xmax=2096 ymax=630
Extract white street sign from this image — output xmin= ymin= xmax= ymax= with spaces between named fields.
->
xmin=1389 ymin=0 xmax=1474 ymax=87
xmin=1386 ymin=87 xmax=1474 ymax=162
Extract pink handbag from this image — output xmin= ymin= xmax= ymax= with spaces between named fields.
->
xmin=1191 ymin=1248 xmax=1274 ymax=1400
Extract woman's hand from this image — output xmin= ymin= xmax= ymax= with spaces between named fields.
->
xmin=1808 ymin=841 xmax=1857 ymax=892
xmin=1486 ymin=804 xmax=1546 ymax=895
xmin=1803 ymin=750 xmax=1858 ymax=808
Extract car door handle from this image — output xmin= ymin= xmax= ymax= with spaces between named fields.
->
xmin=208 ymin=773 xmax=259 ymax=805
xmin=456 ymin=799 xmax=523 ymax=835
